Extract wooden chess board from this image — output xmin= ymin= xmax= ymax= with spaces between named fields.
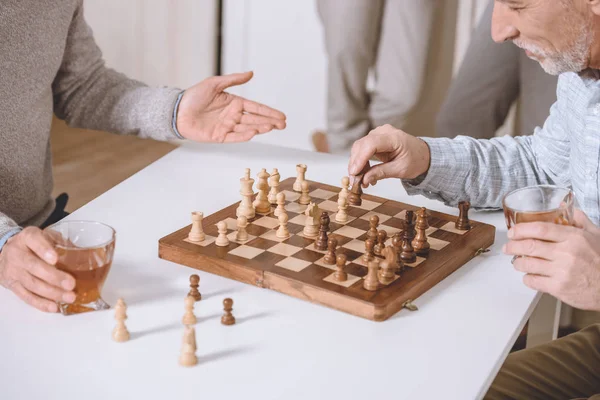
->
xmin=159 ymin=178 xmax=496 ymax=321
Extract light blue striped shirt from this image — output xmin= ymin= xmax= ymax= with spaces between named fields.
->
xmin=404 ymin=70 xmax=600 ymax=225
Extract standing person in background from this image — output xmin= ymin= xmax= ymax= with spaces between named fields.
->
xmin=313 ymin=0 xmax=437 ymax=154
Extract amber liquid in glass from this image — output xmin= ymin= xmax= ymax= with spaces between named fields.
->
xmin=504 ymin=208 xmax=570 ymax=230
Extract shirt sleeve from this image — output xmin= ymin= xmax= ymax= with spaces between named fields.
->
xmin=52 ymin=1 xmax=183 ymax=141
xmin=0 ymin=214 xmax=22 ymax=252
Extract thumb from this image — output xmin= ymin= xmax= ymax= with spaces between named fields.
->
xmin=214 ymin=71 xmax=253 ymax=92
xmin=573 ymin=208 xmax=596 ymax=231
xmin=363 ymin=162 xmax=397 ymax=187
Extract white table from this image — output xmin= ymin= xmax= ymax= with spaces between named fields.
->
xmin=0 ymin=142 xmax=544 ymax=400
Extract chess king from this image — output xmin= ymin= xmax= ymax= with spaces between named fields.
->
xmin=348 ymin=1 xmax=600 ymax=398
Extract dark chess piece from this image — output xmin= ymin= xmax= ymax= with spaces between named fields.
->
xmin=367 ymin=215 xmax=379 ymax=242
xmin=374 ymin=229 xmax=387 ymax=256
xmin=348 ymin=176 xmax=364 ymax=206
xmin=412 ymin=207 xmax=430 ymax=256
xmin=400 ymin=230 xmax=417 ymax=264
xmin=315 ymin=212 xmax=330 ymax=251
xmin=323 ymin=211 xmax=331 ymax=232
xmin=324 ymin=237 xmax=338 ymax=265
xmin=391 ymin=233 xmax=404 ymax=273
xmin=456 ymin=201 xmax=471 ymax=231
xmin=334 ymin=254 xmax=348 ymax=282
xmin=363 ymin=238 xmax=375 ymax=263
xmin=221 ymin=298 xmax=235 ymax=325
xmin=404 ymin=210 xmax=416 ymax=241
xmin=188 ymin=274 xmax=201 ymax=301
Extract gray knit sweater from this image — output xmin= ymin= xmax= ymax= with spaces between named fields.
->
xmin=0 ymin=0 xmax=182 ymax=240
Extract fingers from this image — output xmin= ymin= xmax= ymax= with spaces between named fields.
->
xmin=503 ymin=238 xmax=557 ymax=260
xmin=20 ymin=227 xmax=57 ymax=264
xmin=512 ymin=256 xmax=554 ymax=277
xmin=19 ymin=270 xmax=75 ymax=303
xmin=21 ymin=250 xmax=75 ymax=291
xmin=242 ymin=99 xmax=287 ymax=121
xmin=573 ymin=208 xmax=596 ymax=231
xmin=233 ymin=123 xmax=274 ymax=135
xmin=214 ymin=71 xmax=254 ymax=92
xmin=507 ymin=221 xmax=574 ymax=243
xmin=348 ymin=125 xmax=400 ymax=177
xmin=240 ymin=113 xmax=286 ymax=130
xmin=11 ymin=282 xmax=59 ymax=313
xmin=362 ymin=163 xmax=395 ymax=187
xmin=522 ymin=274 xmax=553 ymax=294
xmin=223 ymin=130 xmax=259 ymax=143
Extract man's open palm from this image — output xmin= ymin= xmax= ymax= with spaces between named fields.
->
xmin=176 ymin=71 xmax=286 ymax=143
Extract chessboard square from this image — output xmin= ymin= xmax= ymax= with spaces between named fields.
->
xmin=333 ymin=215 xmax=357 ymax=225
xmin=355 ymin=199 xmax=381 ymax=211
xmin=352 ymin=255 xmax=376 ymax=268
xmin=286 ymin=202 xmax=308 ymax=214
xmin=337 ymin=247 xmax=363 ymax=263
xmin=254 ymin=216 xmax=280 ymax=229
xmin=246 ymin=224 xmax=271 ymax=237
xmin=317 ymin=200 xmax=339 ymax=213
xmin=184 ymin=236 xmax=216 ymax=247
xmin=245 ymin=236 xmax=279 ymax=250
xmin=347 ymin=218 xmax=371 ymax=231
xmin=275 ymin=257 xmax=312 ymax=272
xmin=342 ymin=239 xmax=367 ymax=253
xmin=224 ymin=217 xmax=238 ymax=231
xmin=260 ymin=230 xmax=289 ymax=243
xmin=282 ymin=190 xmax=300 ymax=202
xmin=333 ymin=225 xmax=365 ymax=239
xmin=310 ymin=188 xmax=337 ymax=200
xmin=346 ymin=206 xmax=369 ymax=218
xmin=283 ymin=234 xmax=314 ymax=248
xmin=440 ymin=222 xmax=469 ymax=235
xmin=229 ymin=245 xmax=265 ymax=259
xmin=426 ymin=226 xmax=439 ymax=236
xmin=268 ymin=242 xmax=302 ymax=257
xmin=293 ymin=248 xmax=323 ymax=263
xmin=287 ymin=222 xmax=305 ymax=235
xmin=383 ymin=217 xmax=406 ymax=230
xmin=373 ymin=203 xmax=405 ymax=216
xmin=289 ymin=214 xmax=307 ymax=226
xmin=379 ymin=224 xmax=401 ymax=236
xmin=315 ymin=256 xmax=336 ymax=270
xmin=394 ymin=210 xmax=408 ymax=219
xmin=323 ymin=273 xmax=361 ymax=288
xmin=405 ymin=256 xmax=426 ymax=268
xmin=428 ymin=237 xmax=450 ymax=251
xmin=227 ymin=232 xmax=257 ymax=244
xmin=328 ymin=233 xmax=353 ymax=247
xmin=359 ymin=211 xmax=392 ymax=223
xmin=305 ymin=242 xmax=328 ymax=254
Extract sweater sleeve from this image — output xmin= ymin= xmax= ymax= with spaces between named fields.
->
xmin=0 ymin=213 xmax=22 ymax=252
xmin=51 ymin=1 xmax=183 ymax=141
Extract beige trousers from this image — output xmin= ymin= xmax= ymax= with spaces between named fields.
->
xmin=317 ymin=0 xmax=436 ymax=153
xmin=485 ymin=324 xmax=600 ymax=400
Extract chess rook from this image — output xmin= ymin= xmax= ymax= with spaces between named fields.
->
xmin=293 ymin=164 xmax=307 ymax=192
xmin=374 ymin=229 xmax=387 ymax=256
xmin=334 ymin=254 xmax=348 ymax=282
xmin=188 ymin=211 xmax=205 ymax=242
xmin=112 ymin=298 xmax=130 ymax=342
xmin=236 ymin=215 xmax=249 ymax=242
xmin=456 ymin=201 xmax=471 ymax=231
xmin=188 ymin=274 xmax=201 ymax=301
xmin=364 ymin=259 xmax=380 ymax=291
xmin=315 ymin=212 xmax=330 ymax=251
xmin=215 ymin=220 xmax=230 ymax=247
xmin=253 ymin=168 xmax=271 ymax=214
xmin=412 ymin=208 xmax=430 ymax=256
xmin=268 ymin=168 xmax=280 ymax=205
xmin=324 ymin=237 xmax=338 ymax=265
xmin=221 ymin=298 xmax=236 ymax=325
xmin=182 ymin=295 xmax=197 ymax=325
xmin=236 ymin=168 xmax=255 ymax=219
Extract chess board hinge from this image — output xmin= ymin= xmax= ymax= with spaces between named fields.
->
xmin=401 ymin=300 xmax=418 ymax=311
xmin=474 ymin=247 xmax=491 ymax=257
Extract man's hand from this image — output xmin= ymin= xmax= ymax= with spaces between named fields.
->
xmin=348 ymin=125 xmax=430 ymax=187
xmin=503 ymin=210 xmax=600 ymax=311
xmin=0 ymin=227 xmax=76 ymax=312
xmin=176 ymin=71 xmax=286 ymax=143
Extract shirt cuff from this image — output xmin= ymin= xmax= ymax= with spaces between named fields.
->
xmin=0 ymin=227 xmax=22 ymax=252
xmin=171 ymin=91 xmax=186 ymax=140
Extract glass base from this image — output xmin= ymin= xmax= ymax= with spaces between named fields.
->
xmin=59 ymin=297 xmax=111 ymax=315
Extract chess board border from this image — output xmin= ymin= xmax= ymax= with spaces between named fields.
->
xmin=159 ymin=178 xmax=496 ymax=321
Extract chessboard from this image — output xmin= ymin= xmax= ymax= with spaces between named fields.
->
xmin=159 ymin=177 xmax=496 ymax=321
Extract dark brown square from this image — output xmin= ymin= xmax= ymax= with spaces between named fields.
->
xmin=373 ymin=203 xmax=404 ymax=216
xmin=284 ymin=234 xmax=314 ymax=248
xmin=246 ymin=236 xmax=279 ymax=250
xmin=384 ymin=217 xmax=406 ymax=230
xmin=293 ymin=248 xmax=324 ymax=263
xmin=347 ymin=218 xmax=370 ymax=231
xmin=246 ymin=224 xmax=271 ymax=237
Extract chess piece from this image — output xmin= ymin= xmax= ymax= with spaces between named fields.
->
xmin=367 ymin=215 xmax=379 ymax=242
xmin=334 ymin=254 xmax=348 ymax=282
xmin=303 ymin=202 xmax=320 ymax=237
xmin=179 ymin=326 xmax=198 ymax=367
xmin=112 ymin=298 xmax=130 ymax=342
xmin=374 ymin=229 xmax=387 ymax=256
xmin=253 ymin=168 xmax=271 ymax=214
xmin=324 ymin=237 xmax=338 ymax=265
xmin=400 ymin=230 xmax=417 ymax=264
xmin=236 ymin=215 xmax=249 ymax=242
xmin=236 ymin=168 xmax=255 ymax=219
xmin=392 ymin=233 xmax=404 ymax=273
xmin=182 ymin=295 xmax=197 ymax=325
xmin=293 ymin=163 xmax=307 ymax=192
xmin=276 ymin=212 xmax=290 ymax=239
xmin=348 ymin=176 xmax=363 ymax=206
xmin=221 ymin=298 xmax=236 ymax=325
xmin=298 ymin=181 xmax=311 ymax=205
xmin=363 ymin=238 xmax=375 ymax=263
xmin=335 ymin=191 xmax=349 ymax=223
xmin=215 ymin=220 xmax=229 ymax=247
xmin=188 ymin=211 xmax=205 ymax=242
xmin=315 ymin=212 xmax=330 ymax=251
xmin=363 ymin=259 xmax=380 ymax=291
xmin=456 ymin=201 xmax=471 ymax=230
xmin=188 ymin=274 xmax=201 ymax=301
xmin=274 ymin=191 xmax=286 ymax=217
xmin=412 ymin=208 xmax=430 ymax=256
xmin=268 ymin=168 xmax=280 ymax=205
xmin=379 ymin=246 xmax=398 ymax=285
xmin=404 ymin=210 xmax=416 ymax=241
xmin=340 ymin=176 xmax=350 ymax=198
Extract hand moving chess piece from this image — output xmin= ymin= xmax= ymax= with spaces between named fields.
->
xmin=363 ymin=238 xmax=375 ymax=262
xmin=112 ymin=298 xmax=130 ymax=342
xmin=412 ymin=208 xmax=430 ymax=256
xmin=253 ymin=168 xmax=271 ymax=214
xmin=400 ymin=229 xmax=417 ymax=264
xmin=236 ymin=215 xmax=249 ymax=242
xmin=334 ymin=254 xmax=348 ymax=282
xmin=236 ymin=168 xmax=255 ymax=219
xmin=188 ymin=211 xmax=205 ymax=242
xmin=303 ymin=202 xmax=319 ymax=237
xmin=374 ymin=229 xmax=387 ymax=256
xmin=298 ymin=181 xmax=311 ymax=205
xmin=364 ymin=259 xmax=380 ymax=291
xmin=274 ymin=191 xmax=286 ymax=217
xmin=335 ymin=191 xmax=349 ymax=223
xmin=221 ymin=298 xmax=236 ymax=325
xmin=324 ymin=237 xmax=338 ymax=265
xmin=215 ymin=220 xmax=230 ymax=247
xmin=456 ymin=201 xmax=471 ymax=230
xmin=276 ymin=212 xmax=290 ymax=239
xmin=179 ymin=326 xmax=198 ymax=367
xmin=367 ymin=215 xmax=379 ymax=242
xmin=293 ymin=164 xmax=307 ymax=192
xmin=315 ymin=212 xmax=330 ymax=251
xmin=268 ymin=168 xmax=280 ymax=205
xmin=379 ymin=246 xmax=398 ymax=285
xmin=188 ymin=274 xmax=201 ymax=301
xmin=182 ymin=295 xmax=197 ymax=325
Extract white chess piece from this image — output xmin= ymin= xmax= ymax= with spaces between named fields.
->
xmin=298 ymin=181 xmax=311 ymax=205
xmin=293 ymin=164 xmax=307 ymax=192
xmin=276 ymin=212 xmax=290 ymax=239
xmin=303 ymin=202 xmax=319 ymax=237
xmin=253 ymin=168 xmax=271 ymax=214
xmin=179 ymin=326 xmax=198 ymax=367
xmin=268 ymin=168 xmax=280 ymax=205
xmin=335 ymin=191 xmax=349 ymax=223
xmin=112 ymin=298 xmax=130 ymax=342
xmin=215 ymin=220 xmax=230 ymax=247
xmin=340 ymin=176 xmax=350 ymax=198
xmin=182 ymin=295 xmax=197 ymax=326
xmin=188 ymin=211 xmax=205 ymax=242
xmin=274 ymin=191 xmax=286 ymax=217
xmin=236 ymin=215 xmax=249 ymax=242
xmin=236 ymin=168 xmax=255 ymax=219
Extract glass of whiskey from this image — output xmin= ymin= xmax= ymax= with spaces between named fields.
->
xmin=44 ymin=220 xmax=116 ymax=315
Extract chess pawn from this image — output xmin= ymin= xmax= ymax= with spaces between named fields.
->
xmin=322 ymin=211 xmax=331 ymax=232
xmin=303 ymin=202 xmax=319 ymax=237
xmin=400 ymin=231 xmax=417 ymax=264
xmin=215 ymin=220 xmax=230 ymax=247
xmin=364 ymin=259 xmax=380 ymax=291
xmin=363 ymin=238 xmax=375 ymax=263
xmin=293 ymin=163 xmax=307 ymax=192
xmin=188 ymin=211 xmax=205 ymax=242
xmin=404 ymin=210 xmax=416 ymax=240
xmin=340 ymin=176 xmax=350 ymax=198
xmin=298 ymin=181 xmax=311 ymax=205
xmin=182 ymin=295 xmax=197 ymax=326
xmin=456 ymin=201 xmax=471 ymax=231
xmin=324 ymin=237 xmax=338 ymax=265
xmin=276 ymin=212 xmax=290 ymax=239
xmin=179 ymin=326 xmax=198 ymax=367
xmin=334 ymin=254 xmax=348 ymax=282
xmin=335 ymin=191 xmax=349 ymax=223
xmin=374 ymin=229 xmax=387 ymax=256
xmin=112 ymin=298 xmax=130 ymax=342
xmin=274 ymin=191 xmax=286 ymax=217
xmin=412 ymin=208 xmax=430 ymax=256
xmin=378 ymin=246 xmax=397 ymax=285
xmin=236 ymin=168 xmax=255 ymax=219
xmin=188 ymin=274 xmax=202 ymax=301
xmin=315 ymin=212 xmax=330 ymax=251
xmin=268 ymin=168 xmax=280 ymax=205
xmin=392 ymin=233 xmax=404 ymax=273
xmin=253 ymin=168 xmax=271 ymax=214
xmin=367 ymin=215 xmax=379 ymax=242
xmin=348 ymin=173 xmax=364 ymax=206
xmin=221 ymin=298 xmax=236 ymax=325
xmin=236 ymin=215 xmax=249 ymax=242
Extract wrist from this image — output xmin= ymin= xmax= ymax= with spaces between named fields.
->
xmin=410 ymin=138 xmax=431 ymax=180
xmin=0 ymin=227 xmax=22 ymax=253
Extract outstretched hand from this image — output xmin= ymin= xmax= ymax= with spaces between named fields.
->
xmin=176 ymin=71 xmax=286 ymax=143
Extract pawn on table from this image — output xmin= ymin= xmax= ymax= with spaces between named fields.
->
xmin=274 ymin=191 xmax=286 ymax=217
xmin=215 ymin=220 xmax=230 ymax=247
xmin=221 ymin=298 xmax=236 ymax=325
xmin=112 ymin=298 xmax=130 ymax=342
xmin=324 ymin=237 xmax=338 ymax=265
xmin=235 ymin=215 xmax=249 ymax=242
xmin=298 ymin=181 xmax=311 ymax=205
xmin=182 ymin=295 xmax=197 ymax=326
xmin=188 ymin=274 xmax=201 ymax=301
xmin=179 ymin=326 xmax=198 ymax=367
xmin=374 ymin=229 xmax=387 ymax=256
xmin=334 ymin=254 xmax=348 ymax=282
xmin=188 ymin=211 xmax=205 ymax=242
xmin=276 ymin=212 xmax=290 ymax=239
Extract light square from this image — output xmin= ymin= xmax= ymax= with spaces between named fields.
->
xmin=275 ymin=257 xmax=312 ymax=272
xmin=342 ymin=239 xmax=367 ymax=253
xmin=253 ymin=216 xmax=280 ymax=229
xmin=394 ymin=210 xmax=408 ymax=219
xmin=184 ymin=236 xmax=216 ymax=247
xmin=289 ymin=214 xmax=307 ymax=225
xmin=285 ymin=202 xmax=308 ymax=214
xmin=333 ymin=225 xmax=365 ymax=239
xmin=426 ymin=227 xmax=438 ymax=236
xmin=333 ymin=214 xmax=356 ymax=225
xmin=229 ymin=245 xmax=265 ymax=259
xmin=260 ymin=230 xmax=288 ymax=243
xmin=404 ymin=256 xmax=426 ymax=268
xmin=310 ymin=188 xmax=337 ymax=200
xmin=440 ymin=222 xmax=469 ymax=235
xmin=379 ymin=225 xmax=401 ymax=236
xmin=355 ymin=199 xmax=381 ymax=211
xmin=323 ymin=273 xmax=361 ymax=288
xmin=317 ymin=200 xmax=339 ymax=213
xmin=305 ymin=242 xmax=327 ymax=254
xmin=428 ymin=237 xmax=450 ymax=251
xmin=227 ymin=232 xmax=256 ymax=244
xmin=314 ymin=256 xmax=336 ymax=270
xmin=224 ymin=217 xmax=238 ymax=231
xmin=352 ymin=255 xmax=373 ymax=267
xmin=282 ymin=190 xmax=300 ymax=202
xmin=359 ymin=211 xmax=392 ymax=224
xmin=268 ymin=242 xmax=302 ymax=257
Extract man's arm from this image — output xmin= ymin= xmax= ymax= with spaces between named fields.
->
xmin=0 ymin=214 xmax=22 ymax=251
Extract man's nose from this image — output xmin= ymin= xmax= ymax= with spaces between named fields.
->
xmin=491 ymin=3 xmax=519 ymax=43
